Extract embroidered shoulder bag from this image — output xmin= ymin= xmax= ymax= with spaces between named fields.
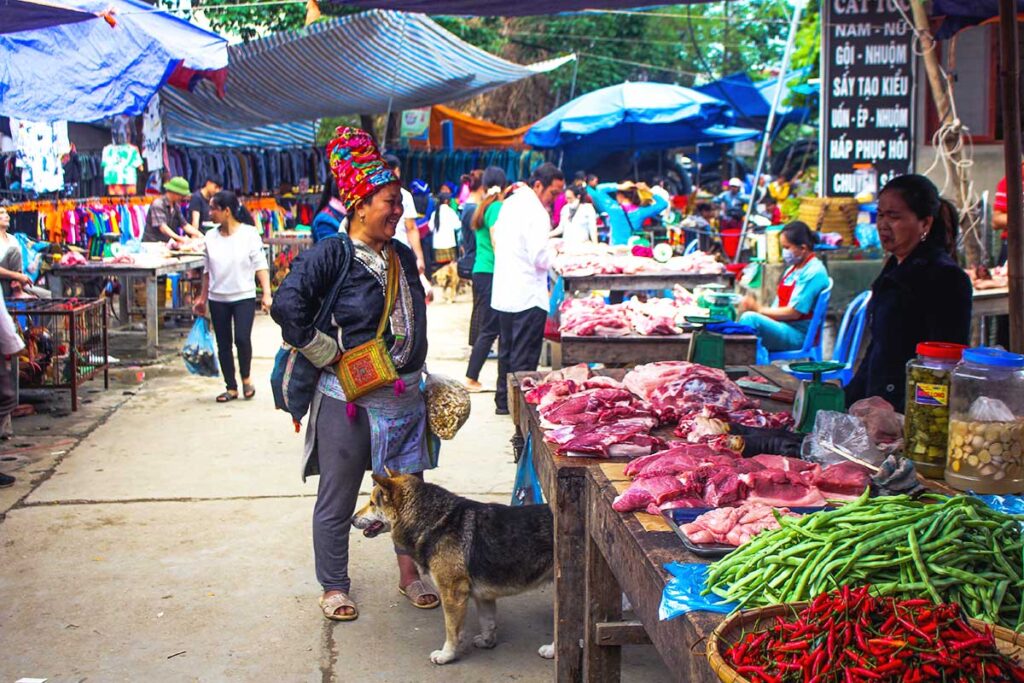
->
xmin=334 ymin=245 xmax=401 ymax=400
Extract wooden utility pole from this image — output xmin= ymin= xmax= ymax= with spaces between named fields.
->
xmin=998 ymin=0 xmax=1024 ymax=352
xmin=909 ymin=0 xmax=984 ymax=266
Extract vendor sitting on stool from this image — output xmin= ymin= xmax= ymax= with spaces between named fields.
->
xmin=736 ymin=221 xmax=829 ymax=352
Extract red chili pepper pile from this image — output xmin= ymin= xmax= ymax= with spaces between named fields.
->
xmin=723 ymin=585 xmax=1024 ymax=683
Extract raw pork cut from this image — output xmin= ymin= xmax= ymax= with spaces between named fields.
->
xmin=623 ymin=362 xmax=757 ymax=421
xmin=612 ymin=476 xmax=689 ymax=512
xmin=538 ymin=387 xmax=637 ymax=427
xmin=623 ymin=442 xmax=738 ymax=478
xmin=557 ymin=419 xmax=665 ymax=458
xmin=815 ymin=461 xmax=872 ymax=498
xmin=546 ymin=417 xmax=658 ymax=446
xmin=645 ymin=497 xmax=707 ymax=515
xmin=750 ymin=455 xmax=822 ymax=483
xmin=681 ymin=502 xmax=800 ymax=546
xmin=741 ymin=469 xmax=828 ymax=507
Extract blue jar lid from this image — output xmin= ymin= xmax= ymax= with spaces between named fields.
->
xmin=962 ymin=347 xmax=1024 ymax=368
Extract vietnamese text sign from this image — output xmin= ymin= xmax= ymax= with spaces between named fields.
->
xmin=821 ymin=0 xmax=916 ymax=197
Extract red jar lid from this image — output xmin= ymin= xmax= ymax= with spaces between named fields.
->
xmin=917 ymin=342 xmax=968 ymax=360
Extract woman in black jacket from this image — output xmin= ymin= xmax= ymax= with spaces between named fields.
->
xmin=845 ymin=174 xmax=972 ymax=411
xmin=271 ymin=128 xmax=437 ymax=623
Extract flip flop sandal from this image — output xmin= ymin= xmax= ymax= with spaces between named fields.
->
xmin=243 ymin=383 xmax=256 ymax=400
xmin=216 ymin=392 xmax=238 ymax=403
xmin=399 ymin=580 xmax=440 ymax=609
xmin=319 ymin=592 xmax=359 ymax=622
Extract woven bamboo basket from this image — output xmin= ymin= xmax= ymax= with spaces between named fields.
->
xmin=706 ymin=602 xmax=1024 ymax=683
xmin=797 ymin=197 xmax=859 ymax=246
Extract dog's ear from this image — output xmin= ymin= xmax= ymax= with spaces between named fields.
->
xmin=384 ymin=467 xmax=398 ymax=478
xmin=371 ymin=473 xmax=391 ymax=488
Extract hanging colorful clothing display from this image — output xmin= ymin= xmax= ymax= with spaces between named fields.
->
xmin=9 ymin=119 xmax=70 ymax=193
xmin=4 ymin=198 xmax=153 ymax=249
xmin=101 ymin=144 xmax=144 ymax=187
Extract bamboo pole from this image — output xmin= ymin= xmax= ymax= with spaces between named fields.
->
xmin=998 ymin=0 xmax=1024 ymax=352
xmin=909 ymin=0 xmax=983 ymax=267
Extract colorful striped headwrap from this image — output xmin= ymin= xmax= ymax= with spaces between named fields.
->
xmin=327 ymin=127 xmax=398 ymax=212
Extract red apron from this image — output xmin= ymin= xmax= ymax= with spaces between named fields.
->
xmin=776 ymin=257 xmax=815 ymax=320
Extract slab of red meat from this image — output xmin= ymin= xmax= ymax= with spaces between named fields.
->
xmin=632 ymin=314 xmax=680 ymax=336
xmin=645 ymin=497 xmax=707 ymax=516
xmin=584 ymin=376 xmax=625 ymax=390
xmin=612 ymin=475 xmax=690 ymax=512
xmin=559 ymin=419 xmax=664 ymax=457
xmin=624 ymin=362 xmax=757 ymax=421
xmin=741 ymin=469 xmax=827 ymax=507
xmin=674 ymin=405 xmax=795 ymax=439
xmin=539 ymin=387 xmax=635 ymax=426
xmin=546 ymin=417 xmax=658 ymax=446
xmin=627 ymin=445 xmax=739 ymax=479
xmin=815 ymin=461 xmax=872 ymax=498
xmin=524 ymin=379 xmax=579 ymax=407
xmin=703 ymin=468 xmax=749 ymax=507
xmin=605 ymin=434 xmax=665 ymax=458
xmin=750 ymin=455 xmax=821 ymax=483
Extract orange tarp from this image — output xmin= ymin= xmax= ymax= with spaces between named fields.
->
xmin=409 ymin=105 xmax=533 ymax=150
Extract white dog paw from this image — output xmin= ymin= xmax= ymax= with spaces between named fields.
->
xmin=430 ymin=649 xmax=457 ymax=665
xmin=538 ymin=643 xmax=555 ymax=659
xmin=472 ymin=634 xmax=497 ymax=649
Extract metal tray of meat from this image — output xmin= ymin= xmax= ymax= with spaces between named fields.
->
xmin=663 ymin=507 xmax=829 ymax=559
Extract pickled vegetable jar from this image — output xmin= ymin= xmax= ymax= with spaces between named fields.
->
xmin=946 ymin=347 xmax=1024 ymax=494
xmin=904 ymin=342 xmax=966 ymax=478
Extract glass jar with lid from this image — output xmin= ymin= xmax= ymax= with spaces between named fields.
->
xmin=945 ymin=347 xmax=1024 ymax=494
xmin=904 ymin=342 xmax=966 ymax=478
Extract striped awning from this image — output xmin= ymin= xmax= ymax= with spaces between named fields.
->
xmin=164 ymin=10 xmax=574 ymax=147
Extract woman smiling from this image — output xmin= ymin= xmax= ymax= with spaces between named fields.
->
xmin=271 ymin=128 xmax=436 ymax=623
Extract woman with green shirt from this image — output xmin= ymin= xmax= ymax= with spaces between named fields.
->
xmin=465 ymin=167 xmax=508 ymax=391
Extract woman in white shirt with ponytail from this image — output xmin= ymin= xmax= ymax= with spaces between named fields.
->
xmin=193 ymin=191 xmax=272 ymax=403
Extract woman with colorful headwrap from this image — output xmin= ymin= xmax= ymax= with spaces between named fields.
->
xmin=271 ymin=128 xmax=436 ymax=622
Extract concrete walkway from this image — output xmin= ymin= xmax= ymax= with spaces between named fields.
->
xmin=0 ymin=295 xmax=671 ymax=682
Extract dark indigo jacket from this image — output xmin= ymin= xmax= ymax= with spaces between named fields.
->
xmin=271 ymin=234 xmax=428 ymax=375
xmin=845 ymin=243 xmax=972 ymax=411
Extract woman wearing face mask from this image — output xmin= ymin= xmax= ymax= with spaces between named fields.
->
xmin=552 ymin=184 xmax=598 ymax=244
xmin=845 ymin=174 xmax=971 ymax=411
xmin=737 ymin=221 xmax=830 ymax=352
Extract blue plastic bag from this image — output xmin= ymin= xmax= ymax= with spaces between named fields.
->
xmin=182 ymin=318 xmax=219 ymax=377
xmin=659 ymin=562 xmax=738 ymax=621
xmin=511 ymin=433 xmax=544 ymax=506
xmin=975 ymin=494 xmax=1024 ymax=516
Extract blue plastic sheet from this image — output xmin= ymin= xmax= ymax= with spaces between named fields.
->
xmin=659 ymin=562 xmax=738 ymax=621
xmin=511 ymin=433 xmax=544 ymax=506
xmin=976 ymin=494 xmax=1024 ymax=516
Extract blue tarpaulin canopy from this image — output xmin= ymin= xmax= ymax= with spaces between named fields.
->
xmin=319 ymin=0 xmax=695 ymax=16
xmin=525 ymin=81 xmax=738 ymax=150
xmin=695 ymin=70 xmax=812 ymax=133
xmin=162 ymin=10 xmax=574 ymax=147
xmin=1 ymin=0 xmax=94 ymax=34
xmin=0 ymin=0 xmax=227 ymax=122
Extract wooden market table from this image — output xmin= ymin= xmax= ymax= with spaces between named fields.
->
xmin=46 ymin=255 xmax=204 ymax=356
xmin=508 ymin=365 xmax=797 ymax=682
xmin=561 ymin=271 xmax=733 ymax=293
xmin=560 ymin=332 xmax=758 ymax=366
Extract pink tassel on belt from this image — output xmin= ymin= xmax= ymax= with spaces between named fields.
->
xmin=346 ymin=402 xmax=358 ymax=422
xmin=394 ymin=379 xmax=406 ymax=396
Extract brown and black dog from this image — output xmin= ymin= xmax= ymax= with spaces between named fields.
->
xmin=352 ymin=472 xmax=554 ymax=665
xmin=431 ymin=261 xmax=463 ymax=303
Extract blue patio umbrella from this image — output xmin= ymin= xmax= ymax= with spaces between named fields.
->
xmin=525 ymin=81 xmax=731 ymax=150
xmin=0 ymin=0 xmax=228 ymax=122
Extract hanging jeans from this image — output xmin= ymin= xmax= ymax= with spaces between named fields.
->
xmin=208 ymin=298 xmax=256 ymax=392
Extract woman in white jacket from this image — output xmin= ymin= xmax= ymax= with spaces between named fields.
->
xmin=553 ymin=184 xmax=598 ymax=244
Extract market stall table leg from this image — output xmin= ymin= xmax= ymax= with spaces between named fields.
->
xmin=145 ymin=275 xmax=159 ymax=352
xmin=583 ymin=464 xmax=721 ymax=682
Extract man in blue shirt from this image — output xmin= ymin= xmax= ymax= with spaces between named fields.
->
xmin=715 ymin=177 xmax=749 ymax=215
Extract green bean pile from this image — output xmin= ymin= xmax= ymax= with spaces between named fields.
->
xmin=703 ymin=491 xmax=1024 ymax=629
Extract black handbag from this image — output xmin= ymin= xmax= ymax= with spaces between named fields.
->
xmin=270 ymin=234 xmax=353 ymax=427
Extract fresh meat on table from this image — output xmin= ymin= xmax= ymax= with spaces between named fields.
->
xmin=623 ymin=362 xmax=758 ymax=421
xmin=814 ymin=461 xmax=872 ymax=498
xmin=612 ymin=475 xmax=692 ymax=512
xmin=538 ymin=387 xmax=638 ymax=427
xmin=741 ymin=468 xmax=828 ymax=507
xmin=750 ymin=454 xmax=821 ymax=483
xmin=681 ymin=502 xmax=801 ymax=546
xmin=623 ymin=443 xmax=739 ymax=478
xmin=674 ymin=405 xmax=795 ymax=440
xmin=555 ymin=419 xmax=666 ymax=458
xmin=644 ymin=497 xmax=707 ymax=516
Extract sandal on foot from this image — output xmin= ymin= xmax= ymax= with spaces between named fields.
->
xmin=242 ymin=383 xmax=255 ymax=400
xmin=216 ymin=391 xmax=238 ymax=403
xmin=319 ymin=592 xmax=359 ymax=622
xmin=399 ymin=580 xmax=440 ymax=609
